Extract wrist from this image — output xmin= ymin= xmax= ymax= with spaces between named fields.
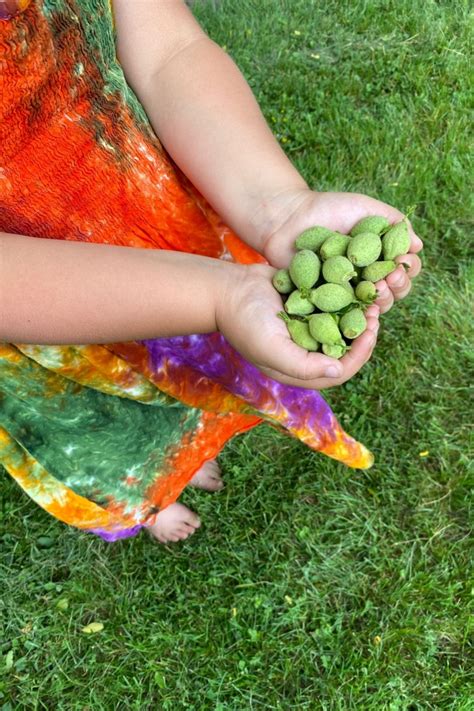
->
xmin=249 ymin=185 xmax=313 ymax=256
xmin=212 ymin=259 xmax=248 ymax=333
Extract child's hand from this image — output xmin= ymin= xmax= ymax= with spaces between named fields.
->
xmin=215 ymin=263 xmax=380 ymax=390
xmin=261 ymin=190 xmax=423 ymax=314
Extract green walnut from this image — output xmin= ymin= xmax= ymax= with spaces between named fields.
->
xmin=295 ymin=226 xmax=336 ymax=252
xmin=322 ymin=255 xmax=357 ymax=284
xmin=347 ymin=232 xmax=382 ymax=267
xmin=362 ymin=260 xmax=397 ymax=282
xmin=355 ymin=280 xmax=377 ymax=304
xmin=322 ymin=342 xmax=348 ymax=359
xmin=272 ymin=268 xmax=294 ymax=294
xmin=351 ymin=215 xmax=390 ymax=237
xmin=289 ymin=249 xmax=320 ymax=293
xmin=308 ymin=313 xmax=343 ymax=345
xmin=339 ymin=308 xmax=367 ymax=339
xmin=283 ymin=317 xmax=319 ymax=351
xmin=382 ymin=219 xmax=410 ymax=260
xmin=310 ymin=283 xmax=355 ymax=312
xmin=285 ymin=290 xmax=315 ymax=316
xmin=320 ymin=233 xmax=351 ymax=260
xmin=342 ymin=281 xmax=356 ymax=298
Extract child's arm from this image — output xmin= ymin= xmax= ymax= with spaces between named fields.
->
xmin=113 ymin=0 xmax=308 ymax=253
xmin=113 ymin=1 xmax=422 ymax=312
xmin=0 ymin=233 xmax=233 ymax=344
xmin=1 ymin=232 xmax=371 ymax=385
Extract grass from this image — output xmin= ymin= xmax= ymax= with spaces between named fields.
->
xmin=1 ymin=0 xmax=473 ymax=708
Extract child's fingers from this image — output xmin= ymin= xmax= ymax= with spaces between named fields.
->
xmin=385 ymin=253 xmax=421 ymax=301
xmin=374 ymin=280 xmax=394 ymax=313
xmin=385 ymin=265 xmax=412 ymax=301
xmin=410 ymin=235 xmax=423 ymax=252
xmin=306 ymin=306 xmax=380 ymax=389
xmin=386 ymin=269 xmax=412 ymax=301
xmin=407 ymin=221 xmax=423 ymax=253
xmin=261 ymin=332 xmax=344 ymax=383
xmin=396 ymin=252 xmax=422 ymax=278
xmin=364 ymin=303 xmax=381 ymax=330
xmin=255 ymin=304 xmax=380 ymax=390
xmin=340 ymin=306 xmax=379 ymax=368
xmin=320 ymin=327 xmax=377 ymax=388
xmin=386 ymin=265 xmax=407 ymax=289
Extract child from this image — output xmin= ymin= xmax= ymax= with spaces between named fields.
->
xmin=0 ymin=0 xmax=422 ymax=544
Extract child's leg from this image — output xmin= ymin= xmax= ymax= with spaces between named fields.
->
xmin=146 ymin=459 xmax=223 ymax=543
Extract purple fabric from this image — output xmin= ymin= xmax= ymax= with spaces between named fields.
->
xmin=142 ymin=332 xmax=335 ymax=445
xmin=87 ymin=525 xmax=143 ymax=542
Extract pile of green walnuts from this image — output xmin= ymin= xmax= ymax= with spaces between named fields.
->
xmin=272 ymin=215 xmax=410 ymax=358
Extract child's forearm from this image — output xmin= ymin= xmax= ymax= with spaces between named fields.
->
xmin=128 ymin=38 xmax=308 ymax=252
xmin=0 ymin=233 xmax=237 ymax=344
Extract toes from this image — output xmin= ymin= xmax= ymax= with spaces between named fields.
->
xmin=183 ymin=511 xmax=201 ymax=529
xmin=206 ymin=459 xmax=221 ymax=473
xmin=151 ymin=530 xmax=188 ymax=544
xmin=208 ymin=477 xmax=224 ymax=491
xmin=172 ymin=502 xmax=201 ymax=529
xmin=189 ymin=459 xmax=223 ymax=491
xmin=176 ymin=527 xmax=193 ymax=539
xmin=145 ymin=502 xmax=201 ymax=544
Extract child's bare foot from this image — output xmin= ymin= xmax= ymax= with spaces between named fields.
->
xmin=188 ymin=459 xmax=224 ymax=492
xmin=146 ymin=502 xmax=201 ymax=544
xmin=146 ymin=460 xmax=223 ymax=543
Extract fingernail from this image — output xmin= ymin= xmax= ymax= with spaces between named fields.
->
xmin=324 ymin=366 xmax=341 ymax=378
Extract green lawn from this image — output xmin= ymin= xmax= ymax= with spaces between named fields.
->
xmin=1 ymin=0 xmax=472 ymax=708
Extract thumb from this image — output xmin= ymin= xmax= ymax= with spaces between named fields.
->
xmin=256 ymin=330 xmax=344 ymax=383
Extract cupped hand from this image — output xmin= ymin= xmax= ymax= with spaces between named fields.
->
xmin=215 ymin=263 xmax=380 ymax=390
xmin=262 ymin=190 xmax=423 ymax=313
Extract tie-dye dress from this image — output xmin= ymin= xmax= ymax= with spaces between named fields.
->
xmin=0 ymin=0 xmax=373 ymax=542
